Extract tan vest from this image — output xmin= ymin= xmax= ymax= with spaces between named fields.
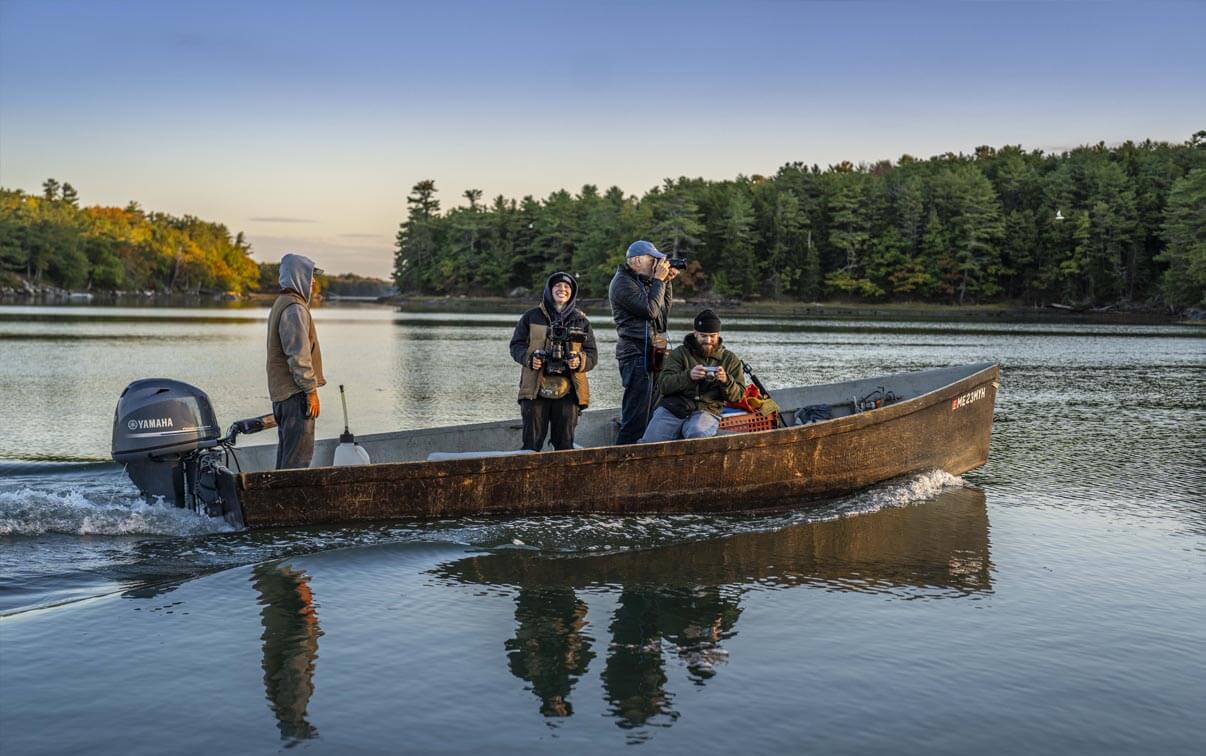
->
xmin=266 ymin=292 xmax=325 ymax=402
xmin=517 ymin=310 xmax=591 ymax=408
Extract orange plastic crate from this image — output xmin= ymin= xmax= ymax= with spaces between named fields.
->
xmin=718 ymin=411 xmax=776 ymax=434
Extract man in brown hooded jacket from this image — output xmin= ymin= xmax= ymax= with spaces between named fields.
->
xmin=266 ymin=253 xmax=326 ymax=469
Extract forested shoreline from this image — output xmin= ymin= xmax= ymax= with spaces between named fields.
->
xmin=3 ymin=135 xmax=1203 ymax=308
xmin=0 ymin=180 xmax=261 ymax=295
xmin=394 ymin=134 xmax=1205 ymax=309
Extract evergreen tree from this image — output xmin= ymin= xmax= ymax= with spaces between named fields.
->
xmin=947 ymin=165 xmax=1005 ymax=303
xmin=61 ymin=183 xmax=79 ymax=207
xmin=650 ymin=179 xmax=705 ymax=259
xmin=1156 ymin=167 xmax=1206 ymax=306
xmin=765 ymin=190 xmax=809 ymax=298
xmin=393 ymin=180 xmax=441 ymax=293
xmin=824 ymin=174 xmax=875 ymax=297
xmin=572 ymin=185 xmax=625 ymax=296
xmin=715 ymin=189 xmax=757 ymax=295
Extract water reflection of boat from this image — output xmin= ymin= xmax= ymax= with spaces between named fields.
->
xmin=225 ymin=363 xmax=999 ymax=528
xmin=432 ymin=487 xmax=992 ymax=728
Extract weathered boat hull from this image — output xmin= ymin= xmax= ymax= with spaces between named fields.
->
xmin=224 ymin=364 xmax=999 ymax=529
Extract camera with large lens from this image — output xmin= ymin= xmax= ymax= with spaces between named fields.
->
xmin=668 ymin=256 xmax=688 ymax=270
xmin=543 ymin=322 xmax=587 ymax=375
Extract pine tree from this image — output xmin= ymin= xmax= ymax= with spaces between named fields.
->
xmin=393 ymin=180 xmax=441 ymax=293
xmin=765 ymin=190 xmax=808 ymax=298
xmin=950 ymin=166 xmax=1005 ymax=303
xmin=716 ymin=189 xmax=758 ymax=296
xmin=1156 ymin=167 xmax=1206 ymax=306
xmin=651 ymin=179 xmax=705 ymax=259
xmin=824 ymin=175 xmax=874 ymax=296
xmin=61 ymin=183 xmax=79 ymax=207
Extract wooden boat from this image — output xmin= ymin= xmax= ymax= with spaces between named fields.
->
xmin=215 ymin=362 xmax=999 ymax=529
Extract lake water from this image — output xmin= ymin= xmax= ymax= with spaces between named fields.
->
xmin=1 ymin=304 xmax=1204 ymax=754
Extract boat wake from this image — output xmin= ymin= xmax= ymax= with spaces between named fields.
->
xmin=437 ymin=468 xmax=967 ymax=555
xmin=0 ymin=465 xmax=963 ymax=541
xmin=0 ymin=465 xmax=965 ymax=617
xmin=0 ymin=464 xmax=234 ymax=537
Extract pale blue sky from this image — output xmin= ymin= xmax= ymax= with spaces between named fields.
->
xmin=1 ymin=0 xmax=1202 ymax=277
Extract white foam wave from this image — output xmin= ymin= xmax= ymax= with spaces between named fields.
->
xmin=818 ymin=468 xmax=966 ymax=521
xmin=439 ymin=469 xmax=968 ymax=555
xmin=0 ymin=486 xmax=234 ymax=536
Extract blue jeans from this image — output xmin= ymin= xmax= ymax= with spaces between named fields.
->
xmin=617 ymin=355 xmax=654 ymax=444
xmin=639 ymin=406 xmax=720 ymax=443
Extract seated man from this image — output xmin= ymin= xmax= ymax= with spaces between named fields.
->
xmin=640 ymin=309 xmax=746 ymax=442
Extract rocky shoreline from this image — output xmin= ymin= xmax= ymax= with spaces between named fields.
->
xmin=0 ymin=278 xmax=242 ymax=305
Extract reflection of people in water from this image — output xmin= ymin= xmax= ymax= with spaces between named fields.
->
xmin=435 ymin=487 xmax=992 ymax=732
xmin=655 ymin=586 xmax=742 ymax=683
xmin=601 ymin=585 xmax=743 ymax=727
xmin=252 ymin=562 xmax=322 ymax=741
xmin=505 ymin=587 xmax=595 ymax=717
xmin=602 ymin=590 xmax=676 ymax=729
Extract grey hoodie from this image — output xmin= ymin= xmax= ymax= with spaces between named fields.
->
xmin=279 ymin=253 xmax=315 ymax=302
xmin=266 ymin=253 xmax=325 ymax=401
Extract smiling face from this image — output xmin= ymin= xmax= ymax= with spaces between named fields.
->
xmin=551 ymin=281 xmax=572 ymax=307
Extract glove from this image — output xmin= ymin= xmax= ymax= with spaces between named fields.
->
xmin=306 ymin=391 xmax=321 ymax=419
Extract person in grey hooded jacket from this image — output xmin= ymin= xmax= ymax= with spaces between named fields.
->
xmin=266 ymin=253 xmax=326 ymax=469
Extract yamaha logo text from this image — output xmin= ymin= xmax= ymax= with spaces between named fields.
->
xmin=127 ymin=417 xmax=175 ymax=431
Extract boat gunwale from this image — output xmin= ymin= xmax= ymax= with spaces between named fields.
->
xmin=237 ymin=363 xmax=999 ymax=492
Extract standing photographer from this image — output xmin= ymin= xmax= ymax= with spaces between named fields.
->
xmin=608 ymin=240 xmax=678 ymax=444
xmin=510 ymin=272 xmax=598 ymax=451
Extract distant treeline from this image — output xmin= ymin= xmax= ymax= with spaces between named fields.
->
xmin=0 ymin=181 xmax=260 ymax=294
xmin=257 ymin=263 xmax=394 ymax=298
xmin=394 ymin=134 xmax=1206 ymax=307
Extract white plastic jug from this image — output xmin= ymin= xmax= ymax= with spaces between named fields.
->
xmin=333 ymin=441 xmax=371 ymax=466
xmin=332 ymin=384 xmax=371 ymax=465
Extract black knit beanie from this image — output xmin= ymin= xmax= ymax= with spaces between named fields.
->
xmin=693 ymin=309 xmax=722 ymax=333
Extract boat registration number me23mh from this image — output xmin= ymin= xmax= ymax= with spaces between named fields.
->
xmin=951 ymin=386 xmax=988 ymax=412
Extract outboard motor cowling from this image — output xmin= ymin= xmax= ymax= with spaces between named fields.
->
xmin=111 ymin=379 xmax=271 ymax=527
xmin=112 ymin=378 xmax=221 ymax=462
xmin=112 ymin=379 xmax=228 ymax=514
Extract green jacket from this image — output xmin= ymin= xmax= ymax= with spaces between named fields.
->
xmin=656 ymin=334 xmax=746 ymax=417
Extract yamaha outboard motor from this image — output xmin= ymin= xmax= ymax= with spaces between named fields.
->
xmin=112 ymin=378 xmax=272 ymax=525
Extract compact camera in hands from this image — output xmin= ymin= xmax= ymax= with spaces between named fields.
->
xmin=540 ymin=323 xmax=587 ymax=375
xmin=701 ymin=366 xmax=721 ymax=381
